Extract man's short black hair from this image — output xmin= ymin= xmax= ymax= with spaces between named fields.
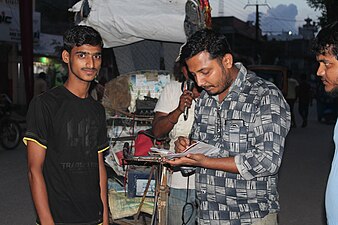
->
xmin=313 ymin=21 xmax=338 ymax=58
xmin=180 ymin=28 xmax=232 ymax=63
xmin=63 ymin=25 xmax=103 ymax=53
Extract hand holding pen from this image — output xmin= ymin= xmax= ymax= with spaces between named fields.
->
xmin=164 ymin=136 xmax=206 ymax=167
xmin=174 ymin=135 xmax=195 ymax=153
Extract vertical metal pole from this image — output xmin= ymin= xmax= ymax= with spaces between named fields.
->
xmin=255 ymin=4 xmax=259 ymax=41
xmin=244 ymin=2 xmax=270 ymax=64
xmin=157 ymin=164 xmax=168 ymax=225
xmin=19 ymin=0 xmax=34 ymax=105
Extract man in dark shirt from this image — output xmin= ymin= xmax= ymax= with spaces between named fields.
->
xmin=296 ymin=73 xmax=312 ymax=127
xmin=24 ymin=26 xmax=109 ymax=225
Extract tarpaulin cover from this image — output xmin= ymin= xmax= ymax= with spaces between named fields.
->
xmin=70 ymin=0 xmax=186 ymax=47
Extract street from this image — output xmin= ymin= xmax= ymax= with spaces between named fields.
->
xmin=278 ymin=105 xmax=334 ymax=225
xmin=0 ymin=142 xmax=35 ymax=224
xmin=0 ymin=102 xmax=334 ymax=225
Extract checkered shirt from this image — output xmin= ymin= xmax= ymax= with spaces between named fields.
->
xmin=191 ymin=63 xmax=291 ymax=225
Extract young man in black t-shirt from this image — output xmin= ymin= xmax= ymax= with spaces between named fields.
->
xmin=24 ymin=25 xmax=109 ymax=225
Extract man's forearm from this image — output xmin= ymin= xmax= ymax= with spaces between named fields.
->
xmin=28 ymin=170 xmax=54 ymax=225
xmin=152 ymin=108 xmax=183 ymax=138
xmin=99 ymin=155 xmax=109 ymax=225
xmin=201 ymin=156 xmax=239 ymax=173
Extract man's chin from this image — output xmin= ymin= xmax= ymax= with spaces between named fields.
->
xmin=205 ymin=89 xmax=217 ymax=96
xmin=327 ymin=86 xmax=338 ymax=97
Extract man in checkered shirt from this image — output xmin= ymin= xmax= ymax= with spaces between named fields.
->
xmin=165 ymin=29 xmax=291 ymax=225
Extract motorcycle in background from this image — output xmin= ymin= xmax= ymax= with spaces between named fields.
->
xmin=0 ymin=94 xmax=21 ymax=150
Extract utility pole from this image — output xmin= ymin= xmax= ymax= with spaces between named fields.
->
xmin=244 ymin=0 xmax=270 ymax=41
xmin=244 ymin=0 xmax=270 ymax=63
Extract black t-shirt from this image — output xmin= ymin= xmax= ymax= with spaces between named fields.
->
xmin=24 ymin=86 xmax=109 ymax=224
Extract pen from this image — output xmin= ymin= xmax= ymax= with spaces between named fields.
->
xmin=182 ymin=132 xmax=198 ymax=153
xmin=183 ymin=141 xmax=199 ymax=153
xmin=188 ymin=132 xmax=193 ymax=146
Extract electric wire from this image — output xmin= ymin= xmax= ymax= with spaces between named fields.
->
xmin=181 ymin=176 xmax=195 ymax=225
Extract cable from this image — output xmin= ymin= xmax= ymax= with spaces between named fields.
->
xmin=181 ymin=176 xmax=195 ymax=225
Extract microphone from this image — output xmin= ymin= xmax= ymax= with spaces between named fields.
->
xmin=184 ymin=79 xmax=195 ymax=121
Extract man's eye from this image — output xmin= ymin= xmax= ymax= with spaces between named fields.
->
xmin=93 ymin=55 xmax=102 ymax=60
xmin=77 ymin=53 xmax=86 ymax=58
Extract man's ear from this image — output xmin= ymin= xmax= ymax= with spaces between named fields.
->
xmin=62 ymin=50 xmax=70 ymax=64
xmin=222 ymin=53 xmax=233 ymax=69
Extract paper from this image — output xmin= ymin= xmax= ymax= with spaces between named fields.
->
xmin=149 ymin=147 xmax=173 ymax=156
xmin=164 ymin=141 xmax=220 ymax=159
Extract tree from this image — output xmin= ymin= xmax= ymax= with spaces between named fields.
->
xmin=307 ymin=0 xmax=338 ymax=27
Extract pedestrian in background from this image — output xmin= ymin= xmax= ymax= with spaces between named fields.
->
xmin=286 ymin=72 xmax=299 ymax=127
xmin=34 ymin=72 xmax=48 ymax=96
xmin=296 ymin=73 xmax=311 ymax=127
xmin=313 ymin=20 xmax=338 ymax=225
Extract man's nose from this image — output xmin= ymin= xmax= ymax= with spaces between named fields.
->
xmin=195 ymin=75 xmax=204 ymax=87
xmin=86 ymin=56 xmax=95 ymax=68
xmin=316 ymin=64 xmax=325 ymax=77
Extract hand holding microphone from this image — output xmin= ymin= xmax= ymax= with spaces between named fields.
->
xmin=184 ymin=79 xmax=195 ymax=121
xmin=177 ymin=79 xmax=194 ymax=121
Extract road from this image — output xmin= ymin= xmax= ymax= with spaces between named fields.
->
xmin=0 ymin=103 xmax=334 ymax=224
xmin=0 ymin=142 xmax=35 ymax=224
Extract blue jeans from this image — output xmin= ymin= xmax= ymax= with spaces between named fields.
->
xmin=167 ymin=188 xmax=196 ymax=225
